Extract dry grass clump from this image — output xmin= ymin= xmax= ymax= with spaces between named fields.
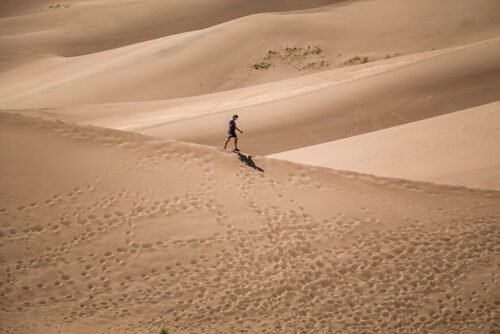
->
xmin=344 ymin=55 xmax=369 ymax=66
xmin=251 ymin=61 xmax=272 ymax=70
xmin=251 ymin=45 xmax=328 ymax=71
xmin=41 ymin=3 xmax=72 ymax=11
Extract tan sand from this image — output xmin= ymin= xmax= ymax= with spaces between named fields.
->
xmin=6 ymin=37 xmax=500 ymax=158
xmin=1 ymin=0 xmax=500 ymax=108
xmin=1 ymin=112 xmax=499 ymax=334
xmin=1 ymin=0 xmax=500 ymax=332
xmin=270 ymin=102 xmax=500 ymax=190
xmin=0 ymin=0 xmax=340 ymax=55
xmin=133 ymin=38 xmax=500 ymax=156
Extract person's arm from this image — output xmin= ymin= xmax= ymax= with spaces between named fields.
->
xmin=236 ymin=126 xmax=243 ymax=134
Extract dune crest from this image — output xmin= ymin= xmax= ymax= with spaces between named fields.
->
xmin=1 ymin=112 xmax=499 ymax=333
xmin=270 ymin=102 xmax=500 ymax=190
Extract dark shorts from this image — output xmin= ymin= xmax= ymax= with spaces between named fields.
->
xmin=228 ymin=131 xmax=237 ymax=138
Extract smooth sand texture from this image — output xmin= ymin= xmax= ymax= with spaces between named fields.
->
xmin=1 ymin=112 xmax=499 ymax=334
xmin=0 ymin=0 xmax=341 ymax=55
xmin=1 ymin=0 xmax=500 ymax=108
xmin=134 ymin=38 xmax=500 ymax=155
xmin=270 ymin=102 xmax=500 ymax=190
xmin=7 ymin=37 xmax=500 ymax=158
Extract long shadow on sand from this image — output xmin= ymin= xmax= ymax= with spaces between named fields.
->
xmin=236 ymin=152 xmax=264 ymax=172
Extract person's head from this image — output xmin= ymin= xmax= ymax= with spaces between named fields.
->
xmin=232 ymin=114 xmax=238 ymax=120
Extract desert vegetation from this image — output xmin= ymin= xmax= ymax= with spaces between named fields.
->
xmin=48 ymin=3 xmax=71 ymax=9
xmin=384 ymin=52 xmax=401 ymax=59
xmin=344 ymin=55 xmax=369 ymax=66
xmin=251 ymin=45 xmax=328 ymax=71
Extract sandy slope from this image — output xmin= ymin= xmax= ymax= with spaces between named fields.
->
xmin=0 ymin=0 xmax=340 ymax=56
xmin=7 ymin=37 xmax=500 ymax=158
xmin=136 ymin=38 xmax=500 ymax=155
xmin=270 ymin=102 xmax=500 ymax=190
xmin=1 ymin=112 xmax=499 ymax=334
xmin=1 ymin=0 xmax=499 ymax=108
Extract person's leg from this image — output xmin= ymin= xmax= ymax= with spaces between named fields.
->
xmin=223 ymin=137 xmax=231 ymax=149
xmin=234 ymin=137 xmax=238 ymax=150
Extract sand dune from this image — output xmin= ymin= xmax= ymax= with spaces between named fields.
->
xmin=5 ymin=43 xmax=469 ymax=127
xmin=136 ymin=38 xmax=500 ymax=155
xmin=1 ymin=0 xmax=499 ymax=108
xmin=6 ymin=37 xmax=500 ymax=157
xmin=0 ymin=0 xmax=340 ymax=55
xmin=270 ymin=101 xmax=500 ymax=190
xmin=1 ymin=112 xmax=499 ymax=333
xmin=1 ymin=0 xmax=500 ymax=332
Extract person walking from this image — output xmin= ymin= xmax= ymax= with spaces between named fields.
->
xmin=223 ymin=114 xmax=243 ymax=151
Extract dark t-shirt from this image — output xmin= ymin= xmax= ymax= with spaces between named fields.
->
xmin=229 ymin=119 xmax=236 ymax=133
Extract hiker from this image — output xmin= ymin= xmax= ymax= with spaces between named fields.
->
xmin=223 ymin=114 xmax=243 ymax=151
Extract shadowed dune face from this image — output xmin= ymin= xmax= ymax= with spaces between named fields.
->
xmin=1 ymin=112 xmax=499 ymax=334
xmin=269 ymin=102 xmax=500 ymax=190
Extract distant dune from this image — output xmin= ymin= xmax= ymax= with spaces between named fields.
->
xmin=0 ymin=0 xmax=341 ymax=55
xmin=133 ymin=38 xmax=500 ymax=155
xmin=1 ymin=0 xmax=499 ymax=108
xmin=7 ymin=38 xmax=500 ymax=158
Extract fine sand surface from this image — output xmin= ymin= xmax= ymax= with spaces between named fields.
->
xmin=7 ymin=37 xmax=500 ymax=158
xmin=1 ymin=0 xmax=500 ymax=332
xmin=0 ymin=0 xmax=341 ymax=56
xmin=270 ymin=102 xmax=500 ymax=191
xmin=1 ymin=112 xmax=499 ymax=334
xmin=1 ymin=0 xmax=500 ymax=108
xmin=133 ymin=38 xmax=500 ymax=156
